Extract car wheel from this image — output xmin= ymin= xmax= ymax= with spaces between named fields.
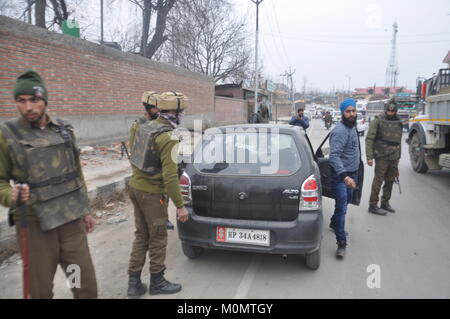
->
xmin=182 ymin=242 xmax=204 ymax=259
xmin=305 ymin=244 xmax=321 ymax=270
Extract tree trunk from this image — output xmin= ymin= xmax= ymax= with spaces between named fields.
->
xmin=145 ymin=0 xmax=175 ymax=59
xmin=35 ymin=0 xmax=46 ymax=28
xmin=140 ymin=0 xmax=152 ymax=56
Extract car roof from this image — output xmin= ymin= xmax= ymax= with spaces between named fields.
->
xmin=204 ymin=124 xmax=306 ymax=136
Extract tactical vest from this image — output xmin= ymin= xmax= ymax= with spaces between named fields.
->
xmin=130 ymin=121 xmax=174 ymax=176
xmin=0 ymin=118 xmax=88 ymax=231
xmin=373 ymin=114 xmax=403 ymax=159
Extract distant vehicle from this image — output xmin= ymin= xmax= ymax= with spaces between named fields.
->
xmin=332 ymin=111 xmax=341 ymax=123
xmin=177 ymin=124 xmax=365 ymax=270
xmin=356 ymin=112 xmax=367 ymax=136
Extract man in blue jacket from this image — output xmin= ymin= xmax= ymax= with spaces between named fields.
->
xmin=329 ymin=98 xmax=360 ymax=259
xmin=289 ymin=108 xmax=310 ymax=130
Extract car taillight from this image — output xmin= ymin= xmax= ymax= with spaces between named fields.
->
xmin=179 ymin=172 xmax=192 ymax=206
xmin=299 ymin=175 xmax=321 ymax=211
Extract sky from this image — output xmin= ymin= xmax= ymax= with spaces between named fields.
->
xmin=233 ymin=0 xmax=450 ymax=92
xmin=15 ymin=0 xmax=448 ymax=93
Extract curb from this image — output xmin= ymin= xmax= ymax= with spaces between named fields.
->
xmin=0 ymin=174 xmax=131 ymax=264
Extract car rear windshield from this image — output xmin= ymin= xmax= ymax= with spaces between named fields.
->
xmin=193 ymin=132 xmax=301 ymax=176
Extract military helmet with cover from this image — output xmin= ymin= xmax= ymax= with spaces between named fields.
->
xmin=158 ymin=91 xmax=189 ymax=111
xmin=142 ymin=91 xmax=159 ymax=108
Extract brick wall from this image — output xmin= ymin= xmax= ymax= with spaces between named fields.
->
xmin=0 ymin=16 xmax=215 ymax=142
xmin=214 ymin=97 xmax=248 ymax=125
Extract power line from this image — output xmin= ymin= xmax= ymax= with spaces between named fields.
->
xmin=268 ymin=0 xmax=291 ymax=66
xmin=261 ymin=31 xmax=450 ymax=45
xmin=260 ymin=2 xmax=288 ymax=72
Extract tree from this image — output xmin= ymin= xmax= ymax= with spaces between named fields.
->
xmin=48 ymin=0 xmax=69 ymax=27
xmin=129 ymin=0 xmax=176 ymax=59
xmin=35 ymin=0 xmax=46 ymax=28
xmin=164 ymin=0 xmax=251 ymax=83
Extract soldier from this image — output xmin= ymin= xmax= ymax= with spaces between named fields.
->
xmin=0 ymin=70 xmax=97 ymax=299
xmin=136 ymin=91 xmax=175 ymax=230
xmin=366 ymin=99 xmax=402 ymax=216
xmin=126 ymin=91 xmax=189 ymax=298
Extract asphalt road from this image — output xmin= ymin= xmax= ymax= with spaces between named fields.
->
xmin=1 ymin=119 xmax=449 ymax=299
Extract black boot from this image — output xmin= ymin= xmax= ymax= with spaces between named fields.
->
xmin=368 ymin=205 xmax=387 ymax=216
xmin=336 ymin=241 xmax=347 ymax=259
xmin=381 ymin=203 xmax=396 ymax=213
xmin=149 ymin=270 xmax=182 ymax=295
xmin=127 ymin=271 xmax=147 ymax=298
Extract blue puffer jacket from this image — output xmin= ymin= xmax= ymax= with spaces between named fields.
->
xmin=329 ymin=122 xmax=360 ymax=179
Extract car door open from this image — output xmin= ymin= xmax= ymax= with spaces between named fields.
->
xmin=313 ymin=131 xmax=364 ymax=206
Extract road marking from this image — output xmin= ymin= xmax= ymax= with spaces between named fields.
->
xmin=233 ymin=254 xmax=262 ymax=299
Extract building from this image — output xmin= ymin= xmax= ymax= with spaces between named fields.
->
xmin=443 ymin=50 xmax=450 ymax=68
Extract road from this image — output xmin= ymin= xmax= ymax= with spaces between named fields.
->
xmin=1 ymin=119 xmax=450 ymax=299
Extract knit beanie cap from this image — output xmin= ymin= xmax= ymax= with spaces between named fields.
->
xmin=13 ymin=70 xmax=48 ymax=104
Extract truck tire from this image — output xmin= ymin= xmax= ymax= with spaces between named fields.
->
xmin=182 ymin=242 xmax=204 ymax=259
xmin=409 ymin=132 xmax=428 ymax=174
xmin=305 ymin=243 xmax=321 ymax=270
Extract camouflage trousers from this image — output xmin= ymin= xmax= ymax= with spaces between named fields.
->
xmin=128 ymin=187 xmax=169 ymax=274
xmin=15 ymin=218 xmax=97 ymax=299
xmin=369 ymin=159 xmax=400 ymax=207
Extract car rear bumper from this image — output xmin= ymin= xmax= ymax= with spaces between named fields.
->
xmin=177 ymin=207 xmax=323 ymax=255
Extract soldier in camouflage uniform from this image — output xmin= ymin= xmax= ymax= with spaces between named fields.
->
xmin=126 ymin=91 xmax=189 ymax=298
xmin=365 ymin=99 xmax=402 ymax=216
xmin=0 ymin=70 xmax=97 ymax=298
xmin=136 ymin=91 xmax=174 ymax=230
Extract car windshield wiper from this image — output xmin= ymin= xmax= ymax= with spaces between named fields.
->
xmin=201 ymin=161 xmax=229 ymax=174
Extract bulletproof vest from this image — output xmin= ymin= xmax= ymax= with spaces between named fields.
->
xmin=130 ymin=121 xmax=174 ymax=176
xmin=0 ymin=118 xmax=88 ymax=231
xmin=373 ymin=114 xmax=403 ymax=159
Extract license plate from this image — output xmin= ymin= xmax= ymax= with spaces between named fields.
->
xmin=216 ymin=227 xmax=270 ymax=247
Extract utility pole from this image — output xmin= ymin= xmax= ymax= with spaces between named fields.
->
xmin=251 ymin=0 xmax=264 ymax=114
xmin=281 ymin=67 xmax=296 ymax=115
xmin=345 ymin=75 xmax=351 ymax=95
xmin=100 ymin=0 xmax=104 ymax=44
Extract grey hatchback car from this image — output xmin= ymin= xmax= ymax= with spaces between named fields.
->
xmin=176 ymin=124 xmax=363 ymax=270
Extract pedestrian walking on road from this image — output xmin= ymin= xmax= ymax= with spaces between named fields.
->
xmin=0 ymin=70 xmax=97 ymax=299
xmin=366 ymin=99 xmax=402 ymax=216
xmin=329 ymin=98 xmax=361 ymax=259
xmin=126 ymin=91 xmax=189 ymax=298
xmin=289 ymin=108 xmax=310 ymax=130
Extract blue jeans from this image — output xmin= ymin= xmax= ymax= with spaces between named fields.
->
xmin=330 ymin=171 xmax=357 ymax=243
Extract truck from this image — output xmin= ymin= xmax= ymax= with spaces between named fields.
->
xmin=407 ymin=68 xmax=450 ymax=173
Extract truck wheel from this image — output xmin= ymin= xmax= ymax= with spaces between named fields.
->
xmin=305 ymin=244 xmax=321 ymax=270
xmin=409 ymin=132 xmax=428 ymax=174
xmin=182 ymin=243 xmax=204 ymax=259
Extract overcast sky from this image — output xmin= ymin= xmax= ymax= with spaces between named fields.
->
xmin=233 ymin=0 xmax=450 ymax=92
xmin=66 ymin=0 xmax=450 ymax=92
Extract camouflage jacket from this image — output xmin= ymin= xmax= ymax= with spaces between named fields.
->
xmin=365 ymin=114 xmax=402 ymax=161
xmin=0 ymin=116 xmax=88 ymax=226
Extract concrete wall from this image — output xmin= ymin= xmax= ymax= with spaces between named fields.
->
xmin=214 ymin=96 xmax=248 ymax=125
xmin=0 ymin=15 xmax=215 ymax=143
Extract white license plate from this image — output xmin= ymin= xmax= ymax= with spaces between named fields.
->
xmin=216 ymin=227 xmax=270 ymax=247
